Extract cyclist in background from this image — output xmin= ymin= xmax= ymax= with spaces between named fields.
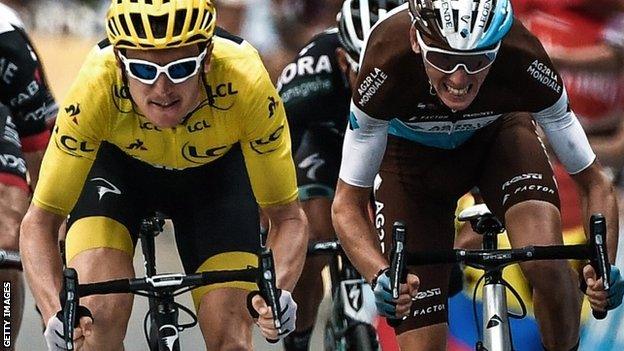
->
xmin=332 ymin=1 xmax=624 ymax=350
xmin=0 ymin=2 xmax=58 ymax=348
xmin=19 ymin=1 xmax=308 ymax=350
xmin=277 ymin=1 xmax=404 ymax=348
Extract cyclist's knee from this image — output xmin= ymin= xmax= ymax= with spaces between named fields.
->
xmin=82 ymin=294 xmax=132 ymax=344
xmin=301 ymin=197 xmax=334 ymax=241
xmin=520 ymin=260 xmax=573 ymax=288
xmin=205 ymin=330 xmax=251 ymax=351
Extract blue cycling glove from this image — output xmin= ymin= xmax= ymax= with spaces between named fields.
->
xmin=607 ymin=265 xmax=624 ymax=310
xmin=372 ymin=269 xmax=396 ymax=318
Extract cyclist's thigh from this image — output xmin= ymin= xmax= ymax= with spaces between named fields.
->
xmin=375 ymin=136 xmax=471 ymax=336
xmin=66 ymin=143 xmax=146 ymax=264
xmin=295 ymin=130 xmax=339 ymax=241
xmin=477 ymin=112 xmax=560 ymax=226
xmin=64 ymin=144 xmax=152 ymax=339
xmin=170 ymin=145 xmax=261 ymax=309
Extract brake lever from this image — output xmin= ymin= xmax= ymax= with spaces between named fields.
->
xmin=589 ymin=214 xmax=610 ymax=320
xmin=61 ymin=268 xmax=79 ymax=350
xmin=388 ymin=221 xmax=407 ymax=327
xmin=258 ymin=249 xmax=281 ymax=343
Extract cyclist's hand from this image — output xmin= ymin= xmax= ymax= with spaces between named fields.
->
xmin=583 ymin=264 xmax=624 ymax=311
xmin=372 ymin=270 xmax=419 ymax=318
xmin=251 ymin=290 xmax=297 ymax=341
xmin=44 ymin=311 xmax=93 ymax=350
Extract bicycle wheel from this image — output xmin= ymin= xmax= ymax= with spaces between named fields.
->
xmin=346 ymin=323 xmax=377 ymax=351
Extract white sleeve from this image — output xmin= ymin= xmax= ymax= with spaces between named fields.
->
xmin=338 ymin=102 xmax=389 ymax=188
xmin=532 ymin=89 xmax=596 ymax=175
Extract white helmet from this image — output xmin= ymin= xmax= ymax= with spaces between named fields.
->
xmin=337 ymin=0 xmax=406 ymax=59
xmin=409 ymin=0 xmax=514 ymax=50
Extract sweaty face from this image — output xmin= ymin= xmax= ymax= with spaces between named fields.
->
xmin=424 ymin=62 xmax=491 ymax=111
xmin=122 ymin=45 xmax=207 ymax=128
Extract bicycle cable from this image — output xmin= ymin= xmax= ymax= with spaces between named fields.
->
xmin=142 ymin=299 xmax=199 ymax=346
xmin=472 ymin=273 xmax=486 ymax=339
xmin=500 ymin=278 xmax=527 ymax=319
xmin=471 ymin=272 xmax=528 ymax=346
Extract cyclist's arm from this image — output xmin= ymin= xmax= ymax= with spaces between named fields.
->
xmin=19 ymin=205 xmax=65 ymax=322
xmin=332 ymin=103 xmax=390 ymax=282
xmin=532 ymin=91 xmax=618 ymax=262
xmin=24 ymin=149 xmax=45 ymax=189
xmin=333 ymin=181 xmax=388 ymax=282
xmin=262 ymin=200 xmax=308 ymax=291
xmin=571 ymin=163 xmax=619 ymax=262
xmin=240 ymin=49 xmax=308 ymax=290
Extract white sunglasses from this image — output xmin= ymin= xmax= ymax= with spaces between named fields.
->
xmin=118 ymin=48 xmax=207 ymax=84
xmin=416 ymin=31 xmax=499 ymax=74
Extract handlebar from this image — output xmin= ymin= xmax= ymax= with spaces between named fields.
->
xmin=0 ymin=249 xmax=21 ymax=270
xmin=388 ymin=222 xmax=407 ymax=327
xmin=307 ymin=240 xmax=341 ymax=255
xmin=589 ymin=214 xmax=610 ymax=320
xmin=258 ymin=249 xmax=281 ymax=344
xmin=387 ymin=213 xmax=611 ymax=322
xmin=61 ymin=249 xmax=282 ymax=347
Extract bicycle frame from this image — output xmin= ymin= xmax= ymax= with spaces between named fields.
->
xmin=138 ymin=215 xmax=183 ymax=351
xmin=308 ymin=241 xmax=378 ymax=350
xmin=473 ymin=215 xmax=512 ymax=351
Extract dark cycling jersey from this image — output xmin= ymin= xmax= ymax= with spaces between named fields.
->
xmin=340 ymin=5 xmax=595 ymax=188
xmin=0 ymin=3 xmax=57 ymax=190
xmin=277 ymin=28 xmax=350 ymax=199
xmin=0 ymin=4 xmax=57 ymax=149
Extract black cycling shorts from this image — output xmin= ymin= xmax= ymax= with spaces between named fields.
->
xmin=374 ymin=112 xmax=560 ymax=333
xmin=65 ymin=142 xmax=261 ymax=307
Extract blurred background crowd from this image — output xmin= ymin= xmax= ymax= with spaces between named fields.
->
xmin=1 ymin=0 xmax=624 ymax=350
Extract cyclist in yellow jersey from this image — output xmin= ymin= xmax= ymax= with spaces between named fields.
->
xmin=19 ymin=1 xmax=308 ymax=350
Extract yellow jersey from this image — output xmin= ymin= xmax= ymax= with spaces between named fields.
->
xmin=33 ymin=32 xmax=298 ymax=216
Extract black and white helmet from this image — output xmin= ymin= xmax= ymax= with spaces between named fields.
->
xmin=337 ymin=0 xmax=406 ymax=59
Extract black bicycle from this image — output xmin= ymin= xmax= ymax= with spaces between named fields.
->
xmin=60 ymin=214 xmax=284 ymax=351
xmin=307 ymin=240 xmax=379 ymax=351
xmin=388 ymin=205 xmax=611 ymax=351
